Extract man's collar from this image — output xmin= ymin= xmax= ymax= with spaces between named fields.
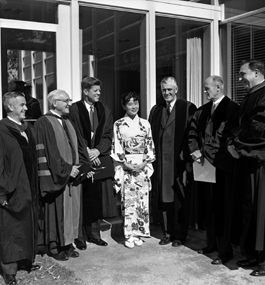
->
xmin=50 ymin=109 xmax=62 ymax=117
xmin=7 ymin=116 xmax=22 ymax=126
xmin=213 ymin=95 xmax=225 ymax=105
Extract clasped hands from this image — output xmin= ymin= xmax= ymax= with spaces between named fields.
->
xmin=0 ymin=195 xmax=8 ymax=207
xmin=123 ymin=161 xmax=147 ymax=174
xmin=191 ymin=150 xmax=204 ymax=165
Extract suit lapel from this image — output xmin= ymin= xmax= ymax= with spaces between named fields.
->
xmin=76 ymin=100 xmax=92 ymax=146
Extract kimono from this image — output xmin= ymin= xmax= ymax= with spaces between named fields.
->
xmin=111 ymin=114 xmax=155 ymax=238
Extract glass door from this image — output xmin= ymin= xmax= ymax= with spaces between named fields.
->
xmin=1 ymin=27 xmax=56 ymax=121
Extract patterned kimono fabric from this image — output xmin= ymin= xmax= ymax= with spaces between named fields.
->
xmin=111 ymin=114 xmax=155 ymax=239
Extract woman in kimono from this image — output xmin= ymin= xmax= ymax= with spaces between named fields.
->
xmin=111 ymin=92 xmax=155 ymax=248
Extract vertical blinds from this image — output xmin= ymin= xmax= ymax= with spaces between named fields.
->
xmin=231 ymin=24 xmax=265 ymax=104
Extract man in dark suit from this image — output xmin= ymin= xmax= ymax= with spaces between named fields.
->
xmin=149 ymin=76 xmax=196 ymax=247
xmin=69 ymin=77 xmax=117 ymax=249
xmin=188 ymin=75 xmax=239 ymax=265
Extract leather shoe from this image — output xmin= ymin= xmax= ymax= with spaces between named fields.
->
xmin=19 ymin=264 xmax=40 ymax=272
xmin=172 ymin=239 xmax=182 ymax=247
xmin=66 ymin=246 xmax=79 ymax=258
xmin=236 ymin=259 xmax=258 ymax=268
xmin=50 ymin=251 xmax=69 ymax=261
xmin=3 ymin=274 xmax=17 ymax=285
xmin=211 ymin=255 xmax=233 ymax=265
xmin=88 ymin=238 xmax=108 ymax=246
xmin=75 ymin=239 xmax=87 ymax=250
xmin=250 ymin=265 xmax=265 ymax=277
xmin=159 ymin=236 xmax=171 ymax=245
xmin=197 ymin=245 xmax=217 ymax=254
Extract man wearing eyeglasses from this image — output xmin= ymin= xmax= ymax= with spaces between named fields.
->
xmin=34 ymin=89 xmax=82 ymax=261
xmin=69 ymin=77 xmax=117 ymax=249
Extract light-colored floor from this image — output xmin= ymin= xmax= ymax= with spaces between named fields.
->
xmin=56 ymin=224 xmax=265 ymax=285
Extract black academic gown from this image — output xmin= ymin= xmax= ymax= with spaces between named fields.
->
xmin=231 ymin=82 xmax=265 ymax=256
xmin=69 ymin=101 xmax=117 ymax=224
xmin=0 ymin=118 xmax=39 ymax=264
xmin=188 ymin=97 xmax=239 ymax=255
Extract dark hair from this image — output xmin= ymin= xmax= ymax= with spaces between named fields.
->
xmin=81 ymin=77 xmax=102 ymax=91
xmin=121 ymin=92 xmax=140 ymax=106
xmin=241 ymin=59 xmax=265 ymax=76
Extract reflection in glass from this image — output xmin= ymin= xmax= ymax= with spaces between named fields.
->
xmin=156 ymin=16 xmax=210 ymax=107
xmin=1 ymin=28 xmax=56 ymax=115
xmin=0 ymin=0 xmax=58 ymax=23
xmin=80 ymin=7 xmax=146 ymax=120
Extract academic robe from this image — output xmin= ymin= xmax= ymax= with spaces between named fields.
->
xmin=34 ymin=112 xmax=81 ymax=247
xmin=188 ymin=96 xmax=239 ymax=240
xmin=149 ymin=99 xmax=196 ymax=224
xmin=231 ymin=81 xmax=265 ymax=253
xmin=0 ymin=118 xmax=39 ymax=264
xmin=69 ymin=101 xmax=117 ymax=221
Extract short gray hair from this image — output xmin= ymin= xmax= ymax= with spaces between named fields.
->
xmin=47 ymin=89 xmax=68 ymax=109
xmin=3 ymin=91 xmax=25 ymax=113
xmin=160 ymin=76 xmax=178 ymax=88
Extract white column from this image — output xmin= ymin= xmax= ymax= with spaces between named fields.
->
xmin=70 ymin=0 xmax=81 ymax=102
xmin=57 ymin=4 xmax=71 ymax=95
xmin=146 ymin=5 xmax=156 ymax=118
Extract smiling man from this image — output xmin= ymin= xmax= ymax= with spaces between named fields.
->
xmin=0 ymin=92 xmax=39 ymax=285
xmin=34 ymin=89 xmax=81 ymax=261
xmin=228 ymin=60 xmax=265 ymax=277
xmin=149 ymin=76 xmax=196 ymax=247
xmin=188 ymin=75 xmax=239 ymax=265
xmin=69 ymin=77 xmax=117 ymax=249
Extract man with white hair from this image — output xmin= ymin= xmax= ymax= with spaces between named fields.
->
xmin=189 ymin=75 xmax=239 ymax=265
xmin=34 ymin=89 xmax=82 ymax=261
xmin=149 ymin=76 xmax=196 ymax=247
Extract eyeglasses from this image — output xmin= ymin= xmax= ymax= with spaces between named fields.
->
xmin=56 ymin=99 xmax=73 ymax=104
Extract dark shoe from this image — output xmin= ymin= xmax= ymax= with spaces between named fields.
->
xmin=66 ymin=246 xmax=79 ymax=258
xmin=211 ymin=255 xmax=233 ymax=265
xmin=3 ymin=274 xmax=17 ymax=285
xmin=197 ymin=245 xmax=217 ymax=254
xmin=88 ymin=238 xmax=108 ymax=246
xmin=172 ymin=239 xmax=182 ymax=247
xmin=51 ymin=251 xmax=69 ymax=261
xmin=236 ymin=259 xmax=258 ymax=268
xmin=250 ymin=265 xmax=265 ymax=277
xmin=159 ymin=236 xmax=171 ymax=245
xmin=19 ymin=264 xmax=40 ymax=272
xmin=75 ymin=239 xmax=87 ymax=250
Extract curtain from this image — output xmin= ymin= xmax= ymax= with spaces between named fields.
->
xmin=187 ymin=37 xmax=202 ymax=107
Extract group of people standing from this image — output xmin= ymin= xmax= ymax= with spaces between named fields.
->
xmin=1 ymin=59 xmax=265 ymax=285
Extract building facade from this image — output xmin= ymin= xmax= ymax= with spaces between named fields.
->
xmin=0 ymin=0 xmax=264 ymax=120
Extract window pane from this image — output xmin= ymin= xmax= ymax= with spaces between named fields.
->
xmin=0 ymin=0 xmax=58 ymax=24
xmin=80 ymin=7 xmax=146 ymax=120
xmin=156 ymin=16 xmax=210 ymax=106
xmin=2 ymin=28 xmax=56 ymax=116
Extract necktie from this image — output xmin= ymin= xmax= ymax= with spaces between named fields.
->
xmin=166 ymin=103 xmax=171 ymax=121
xmin=211 ymin=103 xmax=216 ymax=115
xmin=90 ymin=105 xmax=94 ymax=132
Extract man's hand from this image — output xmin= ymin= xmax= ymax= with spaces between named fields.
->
xmin=70 ymin=165 xmax=80 ymax=178
xmin=92 ymin=157 xmax=101 ymax=167
xmin=227 ymin=145 xmax=241 ymax=159
xmin=0 ymin=195 xmax=8 ymax=207
xmin=87 ymin=148 xmax=100 ymax=161
xmin=191 ymin=150 xmax=204 ymax=165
